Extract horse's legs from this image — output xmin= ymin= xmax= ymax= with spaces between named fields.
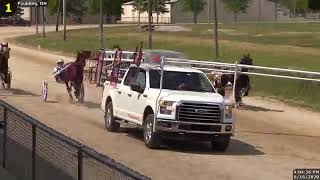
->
xmin=3 ymin=61 xmax=8 ymax=83
xmin=244 ymin=76 xmax=250 ymax=96
xmin=65 ymin=81 xmax=73 ymax=101
xmin=235 ymin=83 xmax=242 ymax=105
xmin=0 ymin=74 xmax=5 ymax=88
xmin=73 ymin=81 xmax=82 ymax=99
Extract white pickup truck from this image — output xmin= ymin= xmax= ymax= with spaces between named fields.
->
xmin=101 ymin=63 xmax=235 ymax=151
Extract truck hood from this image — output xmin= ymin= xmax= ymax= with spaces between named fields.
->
xmin=158 ymin=89 xmax=225 ymax=104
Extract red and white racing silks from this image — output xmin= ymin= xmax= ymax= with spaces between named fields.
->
xmin=95 ymin=50 xmax=105 ymax=84
xmin=133 ymin=42 xmax=143 ymax=66
xmin=110 ymin=50 xmax=123 ymax=86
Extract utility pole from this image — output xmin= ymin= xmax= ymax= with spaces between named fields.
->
xmin=63 ymin=0 xmax=66 ymax=41
xmin=293 ymin=0 xmax=296 ymax=17
xmin=208 ymin=0 xmax=211 ymax=24
xmin=55 ymin=0 xmax=61 ymax=32
xmin=213 ymin=0 xmax=219 ymax=59
xmin=100 ymin=0 xmax=104 ymax=49
xmin=42 ymin=6 xmax=46 ymax=38
xmin=274 ymin=0 xmax=278 ymax=21
xmin=138 ymin=0 xmax=141 ymax=26
xmin=35 ymin=6 xmax=38 ymax=35
xmin=148 ymin=0 xmax=152 ymax=49
xmin=258 ymin=0 xmax=261 ymax=22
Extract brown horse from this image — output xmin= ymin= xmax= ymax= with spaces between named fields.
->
xmin=0 ymin=43 xmax=11 ymax=87
xmin=207 ymin=54 xmax=253 ymax=106
xmin=62 ymin=50 xmax=91 ymax=102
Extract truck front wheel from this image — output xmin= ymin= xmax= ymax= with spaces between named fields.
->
xmin=105 ymin=102 xmax=120 ymax=132
xmin=144 ymin=114 xmax=161 ymax=149
xmin=211 ymin=135 xmax=231 ymax=152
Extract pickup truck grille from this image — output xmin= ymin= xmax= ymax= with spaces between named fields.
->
xmin=177 ymin=103 xmax=222 ymax=124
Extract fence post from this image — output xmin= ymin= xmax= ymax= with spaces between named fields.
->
xmin=32 ymin=124 xmax=37 ymax=180
xmin=78 ymin=148 xmax=83 ymax=180
xmin=2 ymin=107 xmax=7 ymax=168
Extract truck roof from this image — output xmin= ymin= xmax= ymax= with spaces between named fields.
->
xmin=137 ymin=63 xmax=203 ymax=73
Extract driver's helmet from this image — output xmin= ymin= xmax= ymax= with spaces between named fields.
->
xmin=57 ymin=59 xmax=64 ymax=64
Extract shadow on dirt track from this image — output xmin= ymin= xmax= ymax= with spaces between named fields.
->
xmin=239 ymin=130 xmax=320 ymax=138
xmin=82 ymin=101 xmax=101 ymax=109
xmin=0 ymin=88 xmax=39 ymax=97
xmin=122 ymin=128 xmax=264 ymax=156
xmin=239 ymin=104 xmax=284 ymax=112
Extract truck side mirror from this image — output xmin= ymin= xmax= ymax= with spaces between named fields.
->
xmin=131 ymin=82 xmax=144 ymax=93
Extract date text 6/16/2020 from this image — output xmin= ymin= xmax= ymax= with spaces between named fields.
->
xmin=293 ymin=169 xmax=320 ymax=180
xmin=18 ymin=1 xmax=48 ymax=7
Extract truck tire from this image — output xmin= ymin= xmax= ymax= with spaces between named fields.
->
xmin=143 ymin=114 xmax=161 ymax=149
xmin=211 ymin=135 xmax=231 ymax=152
xmin=105 ymin=102 xmax=120 ymax=132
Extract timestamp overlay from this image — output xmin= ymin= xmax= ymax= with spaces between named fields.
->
xmin=18 ymin=1 xmax=48 ymax=7
xmin=293 ymin=169 xmax=320 ymax=180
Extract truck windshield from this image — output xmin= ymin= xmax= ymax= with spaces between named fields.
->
xmin=149 ymin=70 xmax=215 ymax=93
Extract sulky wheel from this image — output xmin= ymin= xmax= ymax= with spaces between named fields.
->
xmin=42 ymin=81 xmax=48 ymax=102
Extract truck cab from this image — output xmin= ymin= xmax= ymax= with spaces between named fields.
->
xmin=101 ymin=64 xmax=235 ymax=151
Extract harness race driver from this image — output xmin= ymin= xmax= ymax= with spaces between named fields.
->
xmin=53 ymin=59 xmax=65 ymax=83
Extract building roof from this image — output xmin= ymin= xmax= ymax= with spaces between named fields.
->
xmin=19 ymin=0 xmax=38 ymax=2
xmin=123 ymin=0 xmax=179 ymax=5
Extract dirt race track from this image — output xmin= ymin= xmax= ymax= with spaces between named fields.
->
xmin=0 ymin=26 xmax=319 ymax=180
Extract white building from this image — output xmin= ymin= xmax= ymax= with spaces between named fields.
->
xmin=21 ymin=7 xmax=31 ymax=20
xmin=121 ymin=1 xmax=177 ymax=23
xmin=121 ymin=0 xmax=279 ymax=24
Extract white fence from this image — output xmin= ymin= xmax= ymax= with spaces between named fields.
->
xmin=95 ymin=50 xmax=143 ymax=85
xmin=161 ymin=57 xmax=320 ymax=107
xmin=103 ymin=50 xmax=137 ymax=62
xmin=163 ymin=57 xmax=320 ymax=82
xmin=156 ymin=57 xmax=320 ymax=134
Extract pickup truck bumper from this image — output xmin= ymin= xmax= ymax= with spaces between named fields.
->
xmin=156 ymin=119 xmax=233 ymax=135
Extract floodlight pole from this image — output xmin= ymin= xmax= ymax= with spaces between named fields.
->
xmin=208 ymin=0 xmax=211 ymax=24
xmin=148 ymin=0 xmax=152 ymax=49
xmin=258 ymin=0 xmax=261 ymax=23
xmin=35 ymin=6 xmax=38 ymax=35
xmin=42 ymin=6 xmax=46 ymax=38
xmin=63 ymin=0 xmax=66 ymax=41
xmin=138 ymin=0 xmax=141 ymax=26
xmin=213 ymin=0 xmax=219 ymax=59
xmin=100 ymin=0 xmax=104 ymax=49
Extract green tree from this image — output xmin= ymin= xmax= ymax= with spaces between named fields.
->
xmin=48 ymin=0 xmax=86 ymax=16
xmin=47 ymin=0 xmax=60 ymax=15
xmin=132 ymin=0 xmax=144 ymax=25
xmin=309 ymin=0 xmax=320 ymax=10
xmin=48 ymin=0 xmax=86 ymax=30
xmin=87 ymin=0 xmax=123 ymax=21
xmin=15 ymin=7 xmax=24 ymax=17
xmin=86 ymin=0 xmax=124 ymax=23
xmin=222 ymin=0 xmax=252 ymax=23
xmin=268 ymin=0 xmax=280 ymax=21
xmin=279 ymin=0 xmax=309 ymax=16
xmin=132 ymin=0 xmax=169 ymax=24
xmin=151 ymin=0 xmax=169 ymax=23
xmin=182 ymin=0 xmax=206 ymax=24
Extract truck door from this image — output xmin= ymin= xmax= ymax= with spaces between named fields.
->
xmin=129 ymin=69 xmax=147 ymax=125
xmin=118 ymin=67 xmax=139 ymax=120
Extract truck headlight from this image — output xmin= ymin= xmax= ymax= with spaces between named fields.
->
xmin=224 ymin=82 xmax=233 ymax=100
xmin=159 ymin=101 xmax=175 ymax=115
xmin=224 ymin=105 xmax=233 ymax=119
